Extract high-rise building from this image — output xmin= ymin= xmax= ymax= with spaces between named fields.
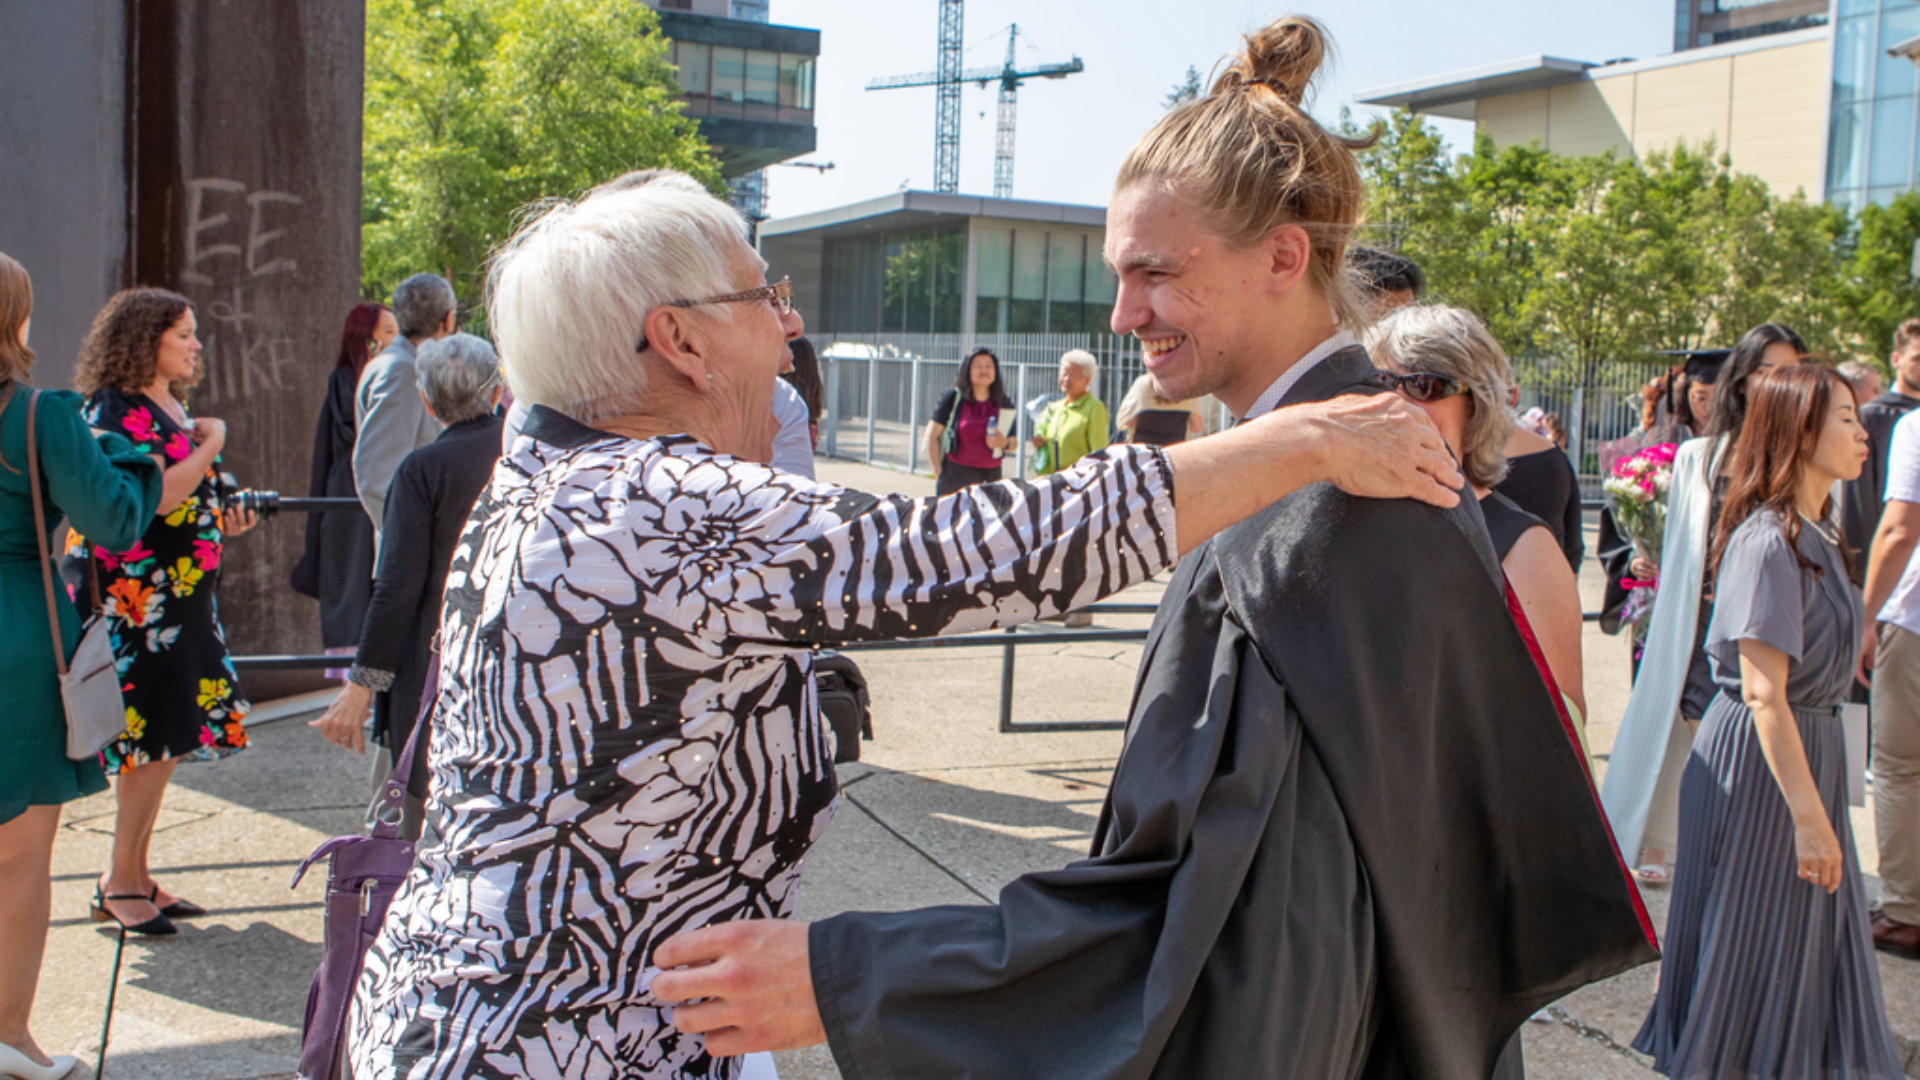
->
xmin=639 ymin=0 xmax=819 ymax=219
xmin=1826 ymin=0 xmax=1920 ymax=210
xmin=1675 ymin=0 xmax=1828 ymax=51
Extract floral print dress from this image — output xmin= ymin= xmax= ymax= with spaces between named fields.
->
xmin=63 ymin=388 xmax=248 ymax=772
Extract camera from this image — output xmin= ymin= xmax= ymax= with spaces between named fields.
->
xmin=224 ymin=488 xmax=280 ymax=518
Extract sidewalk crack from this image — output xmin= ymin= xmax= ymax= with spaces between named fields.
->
xmin=841 ymin=788 xmax=993 ymax=903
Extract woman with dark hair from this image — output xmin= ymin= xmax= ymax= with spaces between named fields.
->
xmin=63 ymin=288 xmax=259 ymax=936
xmin=0 ymin=254 xmax=159 ymax=1080
xmin=291 ymin=302 xmax=396 ymax=658
xmin=1605 ymin=324 xmax=1803 ymax=884
xmin=925 ymin=346 xmax=1012 ymax=495
xmin=1635 ymin=365 xmax=1901 ymax=1078
xmin=781 ymin=335 xmax=824 ymax=451
xmin=1705 ymin=322 xmax=1808 ymax=442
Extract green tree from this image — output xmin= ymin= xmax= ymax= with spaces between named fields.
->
xmin=1835 ymin=189 xmax=1920 ymax=361
xmin=361 ymin=0 xmax=722 ymax=307
xmin=1164 ymin=66 xmax=1202 ymax=110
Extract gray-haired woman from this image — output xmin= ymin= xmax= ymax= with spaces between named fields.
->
xmin=344 ymin=170 xmax=1463 ymax=1080
xmin=310 ymin=333 xmax=503 ymax=838
xmin=1368 ymin=304 xmax=1589 ymax=740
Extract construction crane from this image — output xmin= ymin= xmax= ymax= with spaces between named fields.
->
xmin=868 ymin=11 xmax=1084 ymax=198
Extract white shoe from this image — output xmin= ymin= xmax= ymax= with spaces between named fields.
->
xmin=0 ymin=1043 xmax=77 ymax=1080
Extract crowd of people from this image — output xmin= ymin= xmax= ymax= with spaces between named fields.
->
xmin=7 ymin=11 xmax=1920 ymax=1080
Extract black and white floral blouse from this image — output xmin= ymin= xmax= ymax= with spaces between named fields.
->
xmin=348 ymin=406 xmax=1176 ymax=1080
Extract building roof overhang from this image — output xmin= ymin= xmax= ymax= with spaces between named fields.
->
xmin=1357 ymin=26 xmax=1831 ymax=120
xmin=760 ymin=190 xmax=1107 ymax=240
xmin=1355 ymin=56 xmax=1594 ymax=120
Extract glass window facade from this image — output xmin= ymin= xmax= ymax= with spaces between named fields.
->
xmin=1828 ymin=0 xmax=1920 ymax=208
xmin=817 ymin=223 xmax=1111 ymax=336
xmin=972 ymin=227 xmax=1112 ymax=335
xmin=673 ymin=40 xmax=816 ymax=125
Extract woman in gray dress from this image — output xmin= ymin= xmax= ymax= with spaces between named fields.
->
xmin=1635 ymin=364 xmax=1901 ymax=1077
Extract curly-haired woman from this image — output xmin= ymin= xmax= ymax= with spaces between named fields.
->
xmin=63 ymin=288 xmax=259 ymax=936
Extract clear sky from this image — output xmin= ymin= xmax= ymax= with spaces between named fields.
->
xmin=760 ymin=0 xmax=1676 ymax=220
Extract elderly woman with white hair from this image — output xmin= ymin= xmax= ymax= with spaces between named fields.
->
xmin=344 ymin=170 xmax=1465 ymax=1080
xmin=1368 ymin=304 xmax=1589 ymax=740
xmin=310 ymin=332 xmax=504 ymax=838
xmin=1030 ymin=348 xmax=1109 ymax=474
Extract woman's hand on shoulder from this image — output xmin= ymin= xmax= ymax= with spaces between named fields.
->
xmin=1279 ymin=394 xmax=1463 ymax=508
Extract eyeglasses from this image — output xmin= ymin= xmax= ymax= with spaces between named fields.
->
xmin=636 ymin=277 xmax=795 ymax=352
xmin=1378 ymin=371 xmax=1466 ymax=404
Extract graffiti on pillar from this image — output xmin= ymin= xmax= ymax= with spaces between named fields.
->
xmin=180 ymin=178 xmax=306 ymax=404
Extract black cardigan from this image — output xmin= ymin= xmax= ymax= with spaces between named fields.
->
xmin=350 ymin=413 xmax=503 ymax=795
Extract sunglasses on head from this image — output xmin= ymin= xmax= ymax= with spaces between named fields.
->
xmin=1378 ymin=371 xmax=1466 ymax=404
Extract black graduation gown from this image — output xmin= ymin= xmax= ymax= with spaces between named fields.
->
xmin=290 ymin=364 xmax=377 ymax=647
xmin=808 ymin=347 xmax=1657 ymax=1080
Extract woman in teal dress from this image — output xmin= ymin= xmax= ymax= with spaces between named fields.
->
xmin=0 ymin=254 xmax=160 ymax=1080
xmin=62 ymin=288 xmax=257 ymax=938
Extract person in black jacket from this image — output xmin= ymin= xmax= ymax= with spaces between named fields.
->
xmin=1840 ymin=317 xmax=1920 ymax=585
xmin=290 ymin=302 xmax=396 ymax=656
xmin=309 ymin=332 xmax=503 ymax=839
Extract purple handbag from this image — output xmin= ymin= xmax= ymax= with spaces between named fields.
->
xmin=290 ymin=657 xmax=438 ymax=1080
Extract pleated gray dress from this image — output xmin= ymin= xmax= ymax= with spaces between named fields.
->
xmin=1634 ymin=508 xmax=1902 ymax=1078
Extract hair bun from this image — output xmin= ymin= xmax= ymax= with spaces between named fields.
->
xmin=1214 ymin=15 xmax=1326 ymax=107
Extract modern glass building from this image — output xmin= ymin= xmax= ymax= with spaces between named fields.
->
xmin=1826 ymin=0 xmax=1920 ymax=210
xmin=762 ymin=191 xmax=1115 ymax=337
xmin=642 ymin=0 xmax=819 ymax=218
xmin=1676 ymin=0 xmax=1828 ymax=51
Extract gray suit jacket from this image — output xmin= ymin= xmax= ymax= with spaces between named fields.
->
xmin=353 ymin=336 xmax=442 ymax=554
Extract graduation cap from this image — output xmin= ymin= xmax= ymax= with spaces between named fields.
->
xmin=1657 ymin=348 xmax=1732 ymax=385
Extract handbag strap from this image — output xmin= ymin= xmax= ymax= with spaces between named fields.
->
xmin=369 ymin=652 xmax=439 ymax=841
xmin=23 ymin=389 xmax=70 ymax=679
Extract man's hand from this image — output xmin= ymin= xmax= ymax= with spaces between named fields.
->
xmin=309 ymin=682 xmax=373 ymax=754
xmin=652 ymin=920 xmax=826 ymax=1056
xmin=1860 ymin=622 xmax=1882 ymax=689
xmin=1292 ymin=394 xmax=1464 ymax=508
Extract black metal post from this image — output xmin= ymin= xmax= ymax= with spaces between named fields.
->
xmin=998 ymin=625 xmax=1017 ymax=733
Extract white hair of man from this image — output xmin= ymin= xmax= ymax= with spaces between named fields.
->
xmin=1061 ymin=348 xmax=1099 ymax=395
xmin=487 ymin=171 xmax=749 ymax=421
xmin=1365 ymin=303 xmax=1516 ymax=488
xmin=417 ymin=332 xmax=500 ymax=424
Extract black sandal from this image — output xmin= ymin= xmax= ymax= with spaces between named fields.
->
xmin=91 ymin=887 xmax=176 ymax=936
xmin=150 ymin=886 xmax=206 ymax=920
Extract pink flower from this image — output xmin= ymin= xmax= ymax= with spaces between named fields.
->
xmin=192 ymin=539 xmax=221 ymax=571
xmin=122 ymin=407 xmax=156 ymax=444
xmin=165 ymin=432 xmax=193 ymax=461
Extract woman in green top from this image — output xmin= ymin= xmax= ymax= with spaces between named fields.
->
xmin=1030 ymin=349 xmax=1111 ymax=475
xmin=0 ymin=253 xmax=161 ymax=1080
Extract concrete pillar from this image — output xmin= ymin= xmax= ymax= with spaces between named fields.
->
xmin=2 ymin=1 xmax=366 ymax=700
xmin=131 ymin=1 xmax=367 ymax=699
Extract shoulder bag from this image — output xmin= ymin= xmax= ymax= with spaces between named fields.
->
xmin=25 ymin=388 xmax=128 ymax=760
xmin=290 ymin=656 xmax=437 ymax=1080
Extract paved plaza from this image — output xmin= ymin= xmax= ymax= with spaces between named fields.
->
xmin=25 ymin=457 xmax=1920 ymax=1079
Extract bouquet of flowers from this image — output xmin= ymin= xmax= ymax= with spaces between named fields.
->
xmin=1603 ymin=442 xmax=1678 ymax=641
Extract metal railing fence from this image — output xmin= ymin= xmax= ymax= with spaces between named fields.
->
xmin=817 ymin=333 xmax=1658 ymax=495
